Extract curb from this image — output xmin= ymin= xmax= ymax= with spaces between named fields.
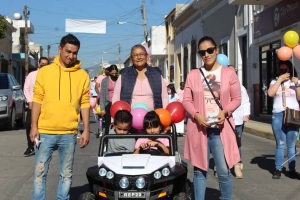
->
xmin=244 ymin=125 xmax=300 ymax=148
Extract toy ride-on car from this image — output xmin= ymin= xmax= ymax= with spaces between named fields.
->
xmin=79 ymin=124 xmax=191 ymax=200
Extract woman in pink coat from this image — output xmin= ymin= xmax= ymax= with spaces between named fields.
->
xmin=183 ymin=36 xmax=241 ymax=200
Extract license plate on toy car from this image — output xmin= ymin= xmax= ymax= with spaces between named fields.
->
xmin=119 ymin=191 xmax=145 ymax=198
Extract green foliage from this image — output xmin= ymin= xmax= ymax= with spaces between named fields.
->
xmin=0 ymin=15 xmax=8 ymax=39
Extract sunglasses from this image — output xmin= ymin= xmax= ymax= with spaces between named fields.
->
xmin=198 ymin=47 xmax=216 ymax=57
xmin=279 ymin=68 xmax=290 ymax=74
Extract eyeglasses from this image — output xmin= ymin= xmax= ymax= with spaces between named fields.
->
xmin=279 ymin=68 xmax=290 ymax=74
xmin=131 ymin=53 xmax=147 ymax=58
xmin=198 ymin=47 xmax=216 ymax=57
xmin=205 ymin=98 xmax=216 ymax=104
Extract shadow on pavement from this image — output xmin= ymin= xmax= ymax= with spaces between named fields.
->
xmin=70 ymin=184 xmax=90 ymax=200
xmin=250 ymin=154 xmax=275 ymax=174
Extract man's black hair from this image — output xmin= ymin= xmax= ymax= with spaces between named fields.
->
xmin=39 ymin=57 xmax=49 ymax=63
xmin=60 ymin=33 xmax=80 ymax=49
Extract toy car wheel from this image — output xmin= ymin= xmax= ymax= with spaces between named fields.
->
xmin=78 ymin=192 xmax=95 ymax=200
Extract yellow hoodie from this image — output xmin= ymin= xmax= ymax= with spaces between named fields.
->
xmin=33 ymin=56 xmax=90 ymax=134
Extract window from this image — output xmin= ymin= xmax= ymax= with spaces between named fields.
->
xmin=0 ymin=74 xmax=9 ymax=89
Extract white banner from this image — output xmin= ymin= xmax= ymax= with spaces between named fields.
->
xmin=65 ymin=19 xmax=106 ymax=34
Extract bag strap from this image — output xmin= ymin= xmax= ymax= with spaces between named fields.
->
xmin=281 ymin=83 xmax=286 ymax=108
xmin=199 ymin=68 xmax=236 ymax=132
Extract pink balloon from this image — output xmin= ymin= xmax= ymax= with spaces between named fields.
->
xmin=277 ymin=46 xmax=293 ymax=61
xmin=90 ymin=97 xmax=96 ymax=108
xmin=131 ymin=108 xmax=148 ymax=130
xmin=293 ymin=45 xmax=300 ymax=59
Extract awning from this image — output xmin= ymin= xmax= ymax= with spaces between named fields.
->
xmin=12 ymin=53 xmax=37 ymax=69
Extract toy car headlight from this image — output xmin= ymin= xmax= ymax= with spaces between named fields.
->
xmin=98 ymin=168 xmax=107 ymax=177
xmin=154 ymin=171 xmax=162 ymax=179
xmin=106 ymin=171 xmax=114 ymax=179
xmin=119 ymin=177 xmax=129 ymax=189
xmin=0 ymin=96 xmax=8 ymax=101
xmin=136 ymin=177 xmax=145 ymax=189
xmin=162 ymin=167 xmax=170 ymax=176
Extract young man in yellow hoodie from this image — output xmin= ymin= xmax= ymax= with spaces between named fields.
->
xmin=30 ymin=34 xmax=90 ymax=200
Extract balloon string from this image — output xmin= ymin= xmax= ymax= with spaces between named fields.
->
xmin=292 ymin=53 xmax=294 ymax=77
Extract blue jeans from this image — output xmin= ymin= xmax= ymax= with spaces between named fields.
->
xmin=272 ymin=112 xmax=297 ymax=171
xmin=32 ymin=134 xmax=77 ymax=200
xmin=235 ymin=124 xmax=244 ymax=162
xmin=193 ymin=128 xmax=232 ymax=200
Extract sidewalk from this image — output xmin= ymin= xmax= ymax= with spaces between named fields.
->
xmin=244 ymin=115 xmax=300 ymax=147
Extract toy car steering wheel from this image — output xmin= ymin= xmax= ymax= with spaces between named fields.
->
xmin=139 ymin=144 xmax=164 ymax=155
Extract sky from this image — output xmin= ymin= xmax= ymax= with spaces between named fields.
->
xmin=1 ymin=0 xmax=192 ymax=73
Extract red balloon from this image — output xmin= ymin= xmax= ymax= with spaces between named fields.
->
xmin=155 ymin=108 xmax=172 ymax=128
xmin=110 ymin=101 xmax=131 ymax=118
xmin=166 ymin=102 xmax=186 ymax=123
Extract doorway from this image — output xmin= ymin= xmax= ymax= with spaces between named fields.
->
xmin=259 ymin=40 xmax=280 ymax=114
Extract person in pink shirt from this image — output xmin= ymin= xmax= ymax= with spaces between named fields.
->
xmin=95 ymin=66 xmax=110 ymax=96
xmin=112 ymin=44 xmax=168 ymax=111
xmin=99 ymin=65 xmax=118 ymax=136
xmin=176 ymin=82 xmax=185 ymax=103
xmin=23 ymin=57 xmax=49 ymax=157
xmin=134 ymin=111 xmax=169 ymax=154
xmin=183 ymin=36 xmax=241 ymax=200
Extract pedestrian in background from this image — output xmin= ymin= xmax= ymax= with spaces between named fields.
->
xmin=95 ymin=66 xmax=110 ymax=97
xmin=183 ymin=36 xmax=241 ymax=200
xmin=228 ymin=65 xmax=251 ymax=179
xmin=100 ymin=64 xmax=118 ymax=136
xmin=23 ymin=57 xmax=49 ymax=157
xmin=267 ymin=60 xmax=300 ymax=179
xmin=177 ymin=82 xmax=185 ymax=103
xmin=30 ymin=34 xmax=90 ymax=200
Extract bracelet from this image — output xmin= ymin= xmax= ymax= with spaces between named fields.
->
xmin=296 ymin=84 xmax=300 ymax=88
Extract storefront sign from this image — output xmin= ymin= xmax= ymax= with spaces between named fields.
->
xmin=254 ymin=0 xmax=300 ymax=39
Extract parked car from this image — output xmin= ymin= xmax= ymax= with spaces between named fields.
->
xmin=79 ymin=124 xmax=191 ymax=200
xmin=0 ymin=73 xmax=26 ymax=129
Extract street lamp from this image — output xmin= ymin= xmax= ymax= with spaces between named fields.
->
xmin=117 ymin=21 xmax=148 ymax=46
xmin=47 ymin=43 xmax=60 ymax=59
xmin=103 ymin=43 xmax=121 ymax=68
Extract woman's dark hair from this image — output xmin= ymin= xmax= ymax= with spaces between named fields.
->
xmin=278 ymin=60 xmax=298 ymax=77
xmin=167 ymin=84 xmax=176 ymax=98
xmin=180 ymin=82 xmax=185 ymax=87
xmin=108 ymin=64 xmax=118 ymax=73
xmin=130 ymin=44 xmax=147 ymax=56
xmin=114 ymin=110 xmax=132 ymax=125
xmin=143 ymin=111 xmax=162 ymax=130
xmin=60 ymin=33 xmax=80 ymax=49
xmin=198 ymin=36 xmax=217 ymax=48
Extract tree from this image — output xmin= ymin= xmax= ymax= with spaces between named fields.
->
xmin=0 ymin=15 xmax=8 ymax=39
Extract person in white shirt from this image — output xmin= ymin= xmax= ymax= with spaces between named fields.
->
xmin=267 ymin=60 xmax=300 ymax=180
xmin=228 ymin=65 xmax=250 ymax=179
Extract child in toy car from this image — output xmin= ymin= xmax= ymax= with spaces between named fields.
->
xmin=106 ymin=110 xmax=135 ymax=154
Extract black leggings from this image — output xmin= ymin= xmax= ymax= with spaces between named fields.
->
xmin=104 ymin=102 xmax=112 ymax=136
xmin=25 ymin=109 xmax=34 ymax=148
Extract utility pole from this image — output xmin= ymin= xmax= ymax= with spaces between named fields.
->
xmin=141 ymin=0 xmax=148 ymax=47
xmin=47 ymin=45 xmax=50 ymax=59
xmin=24 ymin=5 xmax=29 ymax=76
xmin=118 ymin=43 xmax=121 ymax=68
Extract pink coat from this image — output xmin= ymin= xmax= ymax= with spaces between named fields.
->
xmin=183 ymin=67 xmax=241 ymax=170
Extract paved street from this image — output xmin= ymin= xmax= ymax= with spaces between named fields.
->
xmin=0 ymin=112 xmax=300 ymax=200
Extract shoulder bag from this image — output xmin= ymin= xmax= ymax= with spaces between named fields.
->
xmin=281 ymin=83 xmax=300 ymax=127
xmin=199 ymin=68 xmax=241 ymax=147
